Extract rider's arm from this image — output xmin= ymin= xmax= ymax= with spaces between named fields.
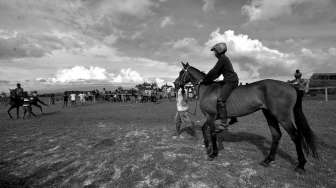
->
xmin=202 ymin=60 xmax=224 ymax=84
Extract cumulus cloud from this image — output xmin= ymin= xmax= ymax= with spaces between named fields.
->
xmin=0 ymin=0 xmax=156 ymax=49
xmin=205 ymin=29 xmax=297 ymax=80
xmin=202 ymin=0 xmax=216 ymax=12
xmin=49 ymin=66 xmax=108 ymax=83
xmin=206 ymin=29 xmax=288 ymax=58
xmin=165 ymin=37 xmax=207 ymax=59
xmin=242 ymin=0 xmax=297 ymax=21
xmin=328 ymin=47 xmax=336 ymax=56
xmin=203 ymin=28 xmax=336 ymax=81
xmin=37 ymin=65 xmax=178 ymax=87
xmin=103 ymin=34 xmax=119 ymax=45
xmin=110 ymin=68 xmax=144 ymax=83
xmin=241 ymin=0 xmax=333 ymax=22
xmin=160 ymin=17 xmax=174 ymax=28
xmin=0 ymin=29 xmax=96 ymax=60
xmin=168 ymin=38 xmax=200 ymax=50
xmin=97 ymin=0 xmax=155 ymax=18
xmin=38 ymin=66 xmax=145 ymax=84
xmin=154 ymin=78 xmax=165 ymax=88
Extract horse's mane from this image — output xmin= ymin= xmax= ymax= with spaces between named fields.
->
xmin=190 ymin=66 xmax=206 ymax=77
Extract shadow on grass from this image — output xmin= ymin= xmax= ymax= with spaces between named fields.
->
xmin=217 ymin=131 xmax=297 ymax=165
xmin=40 ymin=111 xmax=61 ymax=116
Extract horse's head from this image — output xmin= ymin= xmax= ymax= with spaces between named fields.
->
xmin=174 ymin=62 xmax=194 ymax=89
xmin=9 ymin=89 xmax=16 ymax=97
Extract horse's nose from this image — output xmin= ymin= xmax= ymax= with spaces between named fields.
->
xmin=173 ymin=81 xmax=179 ymax=88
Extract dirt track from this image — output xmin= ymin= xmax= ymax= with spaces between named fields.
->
xmin=0 ymin=100 xmax=335 ymax=188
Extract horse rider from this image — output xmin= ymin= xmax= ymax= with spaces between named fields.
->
xmin=199 ymin=42 xmax=239 ymax=131
xmin=14 ymin=83 xmax=24 ymax=100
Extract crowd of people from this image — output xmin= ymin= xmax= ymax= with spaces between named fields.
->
xmin=62 ymin=91 xmax=95 ymax=108
xmin=4 ymin=66 xmax=308 ymax=121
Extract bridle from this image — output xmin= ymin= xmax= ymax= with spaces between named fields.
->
xmin=179 ymin=66 xmax=201 ymax=115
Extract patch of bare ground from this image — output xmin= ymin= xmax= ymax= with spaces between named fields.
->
xmin=0 ymin=100 xmax=335 ymax=187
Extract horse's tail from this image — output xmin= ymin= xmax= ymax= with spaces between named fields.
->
xmin=293 ymin=90 xmax=319 ymax=159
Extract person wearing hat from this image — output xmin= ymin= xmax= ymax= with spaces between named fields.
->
xmin=199 ymin=42 xmax=239 ymax=131
xmin=14 ymin=83 xmax=24 ymax=99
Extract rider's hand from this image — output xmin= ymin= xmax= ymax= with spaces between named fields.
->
xmin=198 ymin=79 xmax=204 ymax=85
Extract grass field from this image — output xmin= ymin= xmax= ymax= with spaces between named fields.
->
xmin=0 ymin=99 xmax=335 ymax=188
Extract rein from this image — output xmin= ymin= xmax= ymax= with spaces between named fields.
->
xmin=182 ymin=66 xmax=201 ymax=115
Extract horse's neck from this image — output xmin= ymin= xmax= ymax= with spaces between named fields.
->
xmin=190 ymin=68 xmax=205 ymax=83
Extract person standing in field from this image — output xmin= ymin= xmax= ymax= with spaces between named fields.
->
xmin=289 ymin=69 xmax=308 ymax=106
xmin=79 ymin=92 xmax=86 ymax=105
xmin=63 ymin=91 xmax=69 ymax=108
xmin=70 ymin=92 xmax=76 ymax=107
xmin=174 ymin=87 xmax=195 ymax=136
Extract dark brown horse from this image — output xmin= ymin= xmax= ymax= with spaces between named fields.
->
xmin=175 ymin=62 xmax=318 ymax=173
xmin=7 ymin=89 xmax=23 ymax=119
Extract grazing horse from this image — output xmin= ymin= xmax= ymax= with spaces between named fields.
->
xmin=7 ymin=89 xmax=23 ymax=119
xmin=175 ymin=62 xmax=318 ymax=173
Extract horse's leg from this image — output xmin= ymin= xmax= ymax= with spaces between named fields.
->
xmin=23 ymin=108 xmax=27 ymax=119
xmin=207 ymin=115 xmax=218 ymax=160
xmin=36 ymin=104 xmax=43 ymax=113
xmin=16 ymin=106 xmax=20 ymax=119
xmin=201 ymin=122 xmax=210 ymax=153
xmin=30 ymin=107 xmax=37 ymax=117
xmin=260 ymin=109 xmax=282 ymax=167
xmin=7 ymin=105 xmax=14 ymax=119
xmin=279 ymin=118 xmax=306 ymax=173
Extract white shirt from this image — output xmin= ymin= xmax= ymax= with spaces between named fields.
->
xmin=70 ymin=94 xmax=76 ymax=101
xmin=176 ymin=88 xmax=189 ymax=112
xmin=79 ymin=93 xmax=85 ymax=100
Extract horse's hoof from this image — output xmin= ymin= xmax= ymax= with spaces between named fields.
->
xmin=294 ymin=166 xmax=305 ymax=174
xmin=208 ymin=152 xmax=218 ymax=159
xmin=260 ymin=160 xmax=275 ymax=167
xmin=207 ymin=155 xmax=216 ymax=161
xmin=259 ymin=161 xmax=270 ymax=167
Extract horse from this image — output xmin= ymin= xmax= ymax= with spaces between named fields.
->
xmin=174 ymin=62 xmax=318 ymax=173
xmin=7 ymin=89 xmax=24 ymax=119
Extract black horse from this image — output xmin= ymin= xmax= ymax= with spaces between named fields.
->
xmin=175 ymin=62 xmax=318 ymax=173
xmin=7 ymin=89 xmax=23 ymax=119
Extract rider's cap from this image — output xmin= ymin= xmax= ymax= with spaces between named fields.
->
xmin=211 ymin=42 xmax=227 ymax=54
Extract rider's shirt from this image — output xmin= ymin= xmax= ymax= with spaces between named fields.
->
xmin=203 ymin=54 xmax=238 ymax=84
xmin=289 ymin=78 xmax=307 ymax=91
xmin=176 ymin=88 xmax=189 ymax=112
xmin=70 ymin=94 xmax=76 ymax=101
xmin=23 ymin=97 xmax=31 ymax=107
xmin=15 ymin=88 xmax=24 ymax=97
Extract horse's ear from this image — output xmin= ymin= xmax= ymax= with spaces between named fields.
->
xmin=186 ymin=62 xmax=190 ymax=67
xmin=181 ymin=62 xmax=187 ymax=69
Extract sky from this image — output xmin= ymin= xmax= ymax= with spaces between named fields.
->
xmin=1 ymin=0 xmax=336 ymax=92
